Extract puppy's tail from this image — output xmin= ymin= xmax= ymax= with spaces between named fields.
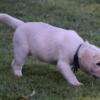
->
xmin=0 ymin=13 xmax=24 ymax=29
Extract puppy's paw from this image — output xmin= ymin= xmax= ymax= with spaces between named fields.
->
xmin=13 ymin=70 xmax=23 ymax=77
xmin=72 ymin=81 xmax=83 ymax=86
xmin=68 ymin=79 xmax=83 ymax=86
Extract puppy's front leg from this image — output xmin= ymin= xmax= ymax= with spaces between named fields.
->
xmin=57 ymin=60 xmax=83 ymax=86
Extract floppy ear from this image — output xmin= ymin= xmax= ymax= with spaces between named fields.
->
xmin=78 ymin=44 xmax=94 ymax=73
xmin=79 ymin=42 xmax=90 ymax=58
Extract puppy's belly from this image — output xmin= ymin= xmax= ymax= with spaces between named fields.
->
xmin=29 ymin=49 xmax=58 ymax=64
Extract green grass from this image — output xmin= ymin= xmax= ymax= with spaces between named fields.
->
xmin=0 ymin=0 xmax=100 ymax=99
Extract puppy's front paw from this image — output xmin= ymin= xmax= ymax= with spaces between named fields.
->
xmin=75 ymin=82 xmax=83 ymax=86
xmin=13 ymin=70 xmax=23 ymax=77
xmin=68 ymin=79 xmax=83 ymax=86
xmin=71 ymin=81 xmax=83 ymax=86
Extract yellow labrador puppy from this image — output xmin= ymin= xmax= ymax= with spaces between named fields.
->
xmin=0 ymin=13 xmax=100 ymax=86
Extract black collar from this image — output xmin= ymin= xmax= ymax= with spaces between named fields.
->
xmin=72 ymin=44 xmax=83 ymax=73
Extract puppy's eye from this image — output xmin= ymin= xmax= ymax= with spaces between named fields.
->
xmin=96 ymin=62 xmax=100 ymax=66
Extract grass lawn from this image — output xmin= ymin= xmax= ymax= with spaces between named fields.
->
xmin=0 ymin=0 xmax=100 ymax=100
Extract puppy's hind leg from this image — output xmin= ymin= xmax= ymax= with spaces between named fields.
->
xmin=11 ymin=46 xmax=29 ymax=77
xmin=57 ymin=60 xmax=83 ymax=86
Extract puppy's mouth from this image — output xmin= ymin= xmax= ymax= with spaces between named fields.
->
xmin=91 ymin=70 xmax=100 ymax=79
xmin=92 ymin=73 xmax=100 ymax=79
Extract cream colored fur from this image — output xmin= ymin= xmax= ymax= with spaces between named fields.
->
xmin=0 ymin=13 xmax=100 ymax=86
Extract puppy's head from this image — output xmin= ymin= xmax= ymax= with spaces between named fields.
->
xmin=79 ymin=42 xmax=100 ymax=78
